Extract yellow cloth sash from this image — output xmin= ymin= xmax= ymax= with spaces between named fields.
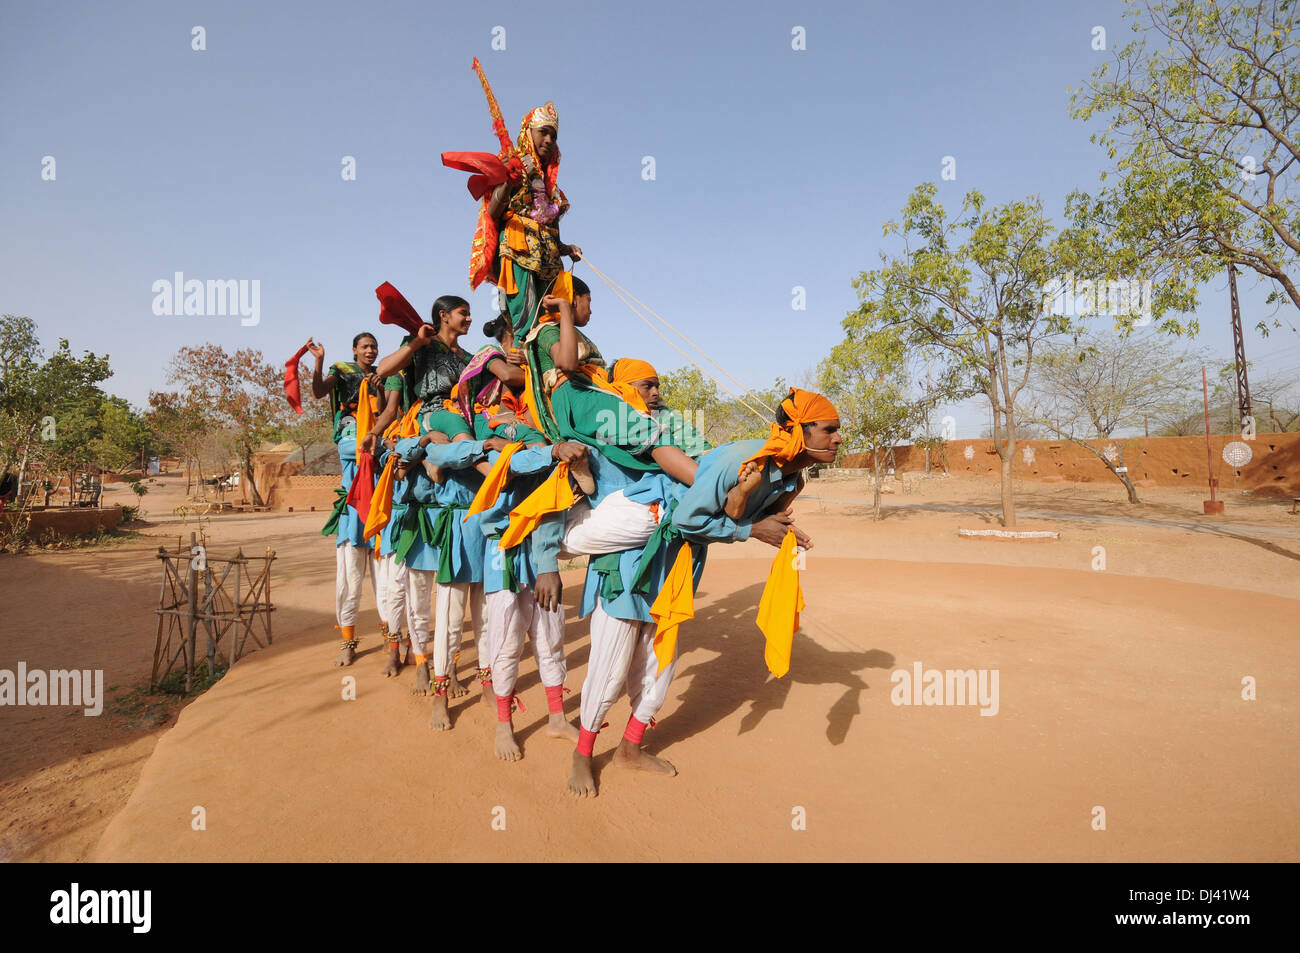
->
xmin=464 ymin=441 xmax=524 ymax=523
xmin=755 ymin=530 xmax=804 ymax=678
xmin=499 ymin=462 xmax=574 ymax=549
xmin=649 ymin=543 xmax=695 ymax=675
xmin=355 ymin=379 xmax=382 ymax=443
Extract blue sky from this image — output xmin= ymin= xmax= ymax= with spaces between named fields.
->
xmin=2 ymin=0 xmax=1298 ymax=437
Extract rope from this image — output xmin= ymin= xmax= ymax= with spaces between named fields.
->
xmin=577 ymin=256 xmax=775 ymax=425
xmin=590 ymin=261 xmax=778 ymax=414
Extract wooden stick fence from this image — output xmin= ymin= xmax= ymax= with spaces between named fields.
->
xmin=152 ymin=532 xmax=276 ymax=693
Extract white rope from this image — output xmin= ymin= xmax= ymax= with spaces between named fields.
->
xmin=578 ymin=257 xmax=775 ymax=425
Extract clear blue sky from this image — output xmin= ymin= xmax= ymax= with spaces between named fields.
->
xmin=3 ymin=0 xmax=1298 ymax=437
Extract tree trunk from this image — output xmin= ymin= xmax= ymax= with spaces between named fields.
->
xmin=1099 ymin=445 xmax=1141 ymax=504
xmin=872 ymin=445 xmax=882 ymax=521
xmin=16 ymin=445 xmax=28 ymax=503
xmin=245 ymin=455 xmax=263 ymax=507
xmin=1117 ymin=469 xmax=1139 ymax=504
xmin=995 ymin=406 xmax=1018 ymax=528
xmin=999 ymin=453 xmax=1016 ymax=527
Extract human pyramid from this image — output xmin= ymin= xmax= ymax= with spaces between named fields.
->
xmin=286 ymin=61 xmax=843 ymax=798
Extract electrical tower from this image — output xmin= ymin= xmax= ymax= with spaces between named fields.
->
xmin=1229 ymin=266 xmax=1252 ymax=429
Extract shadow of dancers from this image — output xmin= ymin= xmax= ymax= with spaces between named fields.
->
xmin=649 ymin=581 xmax=895 ymax=750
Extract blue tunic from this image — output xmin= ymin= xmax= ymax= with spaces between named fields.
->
xmin=478 ymin=444 xmax=566 ymax=595
xmin=389 ymin=437 xmax=488 ymax=582
xmin=671 ymin=439 xmax=801 ymax=545
xmin=577 ymin=471 xmax=705 ymax=624
xmin=334 ymin=425 xmax=370 ymax=549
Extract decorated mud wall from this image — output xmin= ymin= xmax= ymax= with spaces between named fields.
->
xmin=841 ymin=433 xmax=1299 ymax=497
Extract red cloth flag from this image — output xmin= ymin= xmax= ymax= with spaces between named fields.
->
xmin=283 ymin=343 xmax=310 ymax=414
xmin=375 ymin=282 xmax=425 ymax=336
xmin=345 ymin=450 xmax=377 ymax=524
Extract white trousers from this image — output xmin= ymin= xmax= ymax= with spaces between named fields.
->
xmin=375 ymin=553 xmax=409 ymax=637
xmin=433 ymin=580 xmax=484 ymax=678
xmin=579 ymin=604 xmax=679 ymax=732
xmin=560 ymin=490 xmax=659 ymax=558
xmin=484 ymin=587 xmax=567 ymax=696
xmin=334 ymin=542 xmax=377 ymax=628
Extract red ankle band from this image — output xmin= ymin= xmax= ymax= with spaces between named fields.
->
xmin=576 ymin=727 xmax=598 ymax=757
xmin=623 ymin=716 xmax=648 ymax=745
xmin=496 ymin=694 xmax=513 ymax=722
xmin=544 ymin=684 xmax=565 ymax=714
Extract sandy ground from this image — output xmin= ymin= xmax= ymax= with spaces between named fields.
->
xmin=1 ymin=470 xmax=1296 ymax=861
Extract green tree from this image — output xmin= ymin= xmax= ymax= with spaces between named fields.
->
xmin=851 ymin=184 xmax=1076 ymax=526
xmin=659 ymin=366 xmax=781 ymax=445
xmin=91 ymin=396 xmax=151 ymax=473
xmin=0 ymin=317 xmax=113 ymax=505
xmin=816 ymin=324 xmax=926 ymax=519
xmin=1069 ymin=0 xmax=1300 ymax=327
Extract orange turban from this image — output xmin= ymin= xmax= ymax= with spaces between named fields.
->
xmin=610 ymin=359 xmax=657 ymax=385
xmin=739 ymin=388 xmax=838 ymax=477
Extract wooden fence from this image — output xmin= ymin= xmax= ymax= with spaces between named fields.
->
xmin=152 ymin=532 xmax=275 ymax=693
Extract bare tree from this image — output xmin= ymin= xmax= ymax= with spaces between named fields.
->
xmin=1024 ymin=332 xmax=1204 ymax=501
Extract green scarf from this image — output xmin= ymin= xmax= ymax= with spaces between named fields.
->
xmin=590 ymin=551 xmax=625 ymax=602
xmin=393 ymin=501 xmax=464 ymax=582
xmin=487 ymin=535 xmax=519 ymax=594
xmin=321 ymin=485 xmax=349 ymax=537
xmin=630 ymin=498 xmax=704 ymax=598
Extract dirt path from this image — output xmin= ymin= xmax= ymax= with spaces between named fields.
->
xmin=2 ymin=470 xmax=1296 ymax=861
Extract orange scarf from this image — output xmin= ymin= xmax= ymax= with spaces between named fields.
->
xmin=464 ymin=441 xmax=524 ymax=523
xmin=610 ymin=358 xmax=657 ymax=385
xmin=648 ymin=544 xmax=695 ymax=675
xmin=739 ymin=388 xmax=838 ymax=478
xmin=365 ymin=401 xmax=423 ymax=554
xmin=754 ymin=530 xmax=804 ymax=678
xmin=499 ymin=462 xmax=575 ymax=549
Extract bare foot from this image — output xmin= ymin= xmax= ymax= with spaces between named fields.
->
xmin=429 ymin=693 xmax=450 ymax=731
xmin=546 ymin=712 xmax=579 ymax=742
xmin=381 ymin=643 xmax=401 ymax=678
xmin=332 ymin=642 xmax=356 ymax=667
xmin=447 ymin=672 xmax=470 ymax=698
xmin=724 ymin=461 xmax=764 ymax=520
xmin=480 ymin=673 xmax=496 ymax=710
xmin=569 ymin=455 xmax=595 ymax=496
xmin=410 ymin=661 xmax=430 ymax=696
xmin=565 ymin=750 xmax=597 ymax=798
xmin=612 ymin=738 xmax=676 ymax=776
xmin=494 ymin=721 xmax=522 ymax=761
xmin=401 ymin=639 xmax=412 ymax=666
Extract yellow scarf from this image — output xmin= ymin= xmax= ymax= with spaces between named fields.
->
xmin=648 ymin=544 xmax=695 ymax=675
xmin=754 ymin=530 xmax=804 ymax=678
xmin=365 ymin=401 xmax=423 ymax=555
xmin=464 ymin=441 xmax=524 ymax=523
xmin=499 ymin=462 xmax=575 ymax=549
